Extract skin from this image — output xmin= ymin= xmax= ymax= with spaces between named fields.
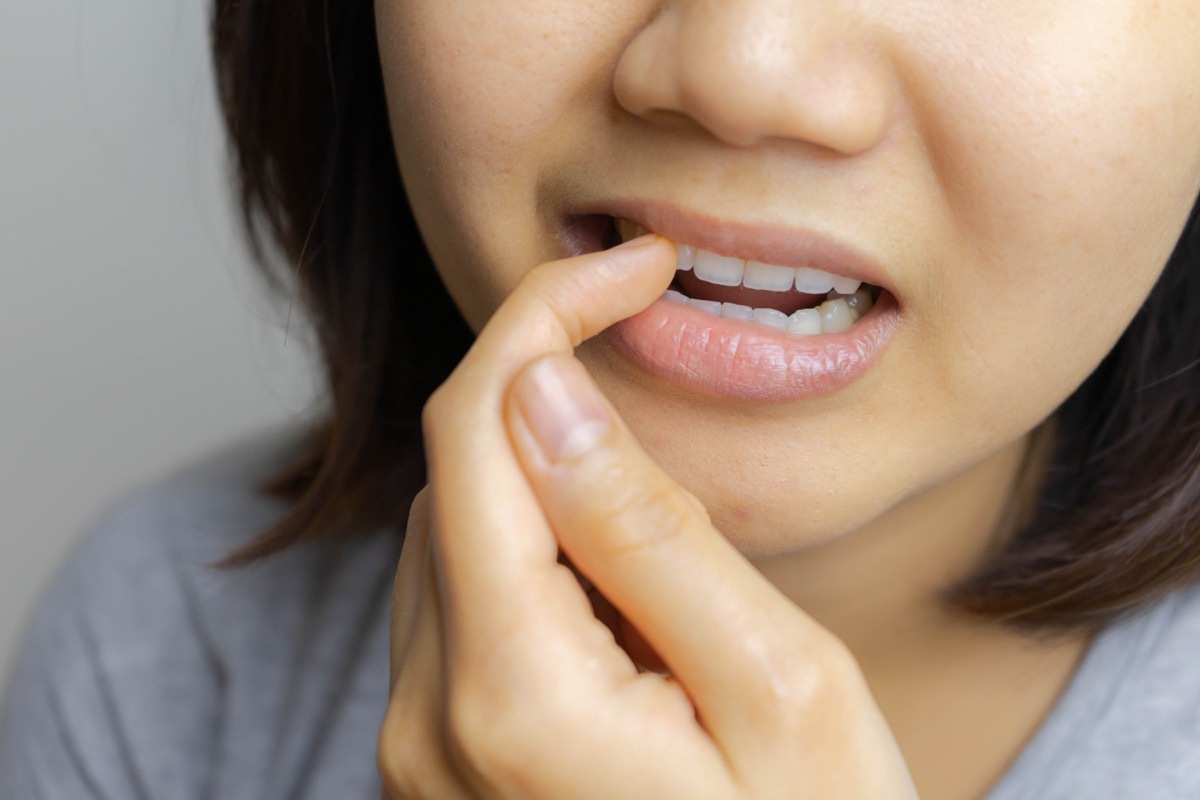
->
xmin=373 ymin=1 xmax=1200 ymax=797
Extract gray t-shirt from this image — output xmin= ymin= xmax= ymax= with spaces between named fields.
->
xmin=1 ymin=432 xmax=1198 ymax=799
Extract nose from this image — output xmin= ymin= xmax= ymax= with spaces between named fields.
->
xmin=613 ymin=0 xmax=897 ymax=154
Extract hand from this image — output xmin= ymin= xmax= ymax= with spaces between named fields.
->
xmin=378 ymin=236 xmax=919 ymax=799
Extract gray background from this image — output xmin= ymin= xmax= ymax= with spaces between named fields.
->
xmin=1 ymin=2 xmax=320 ymax=681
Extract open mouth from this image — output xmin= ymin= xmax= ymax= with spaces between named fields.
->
xmin=602 ymin=216 xmax=884 ymax=336
xmin=566 ymin=212 xmax=900 ymax=401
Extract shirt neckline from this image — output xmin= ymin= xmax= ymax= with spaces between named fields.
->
xmin=981 ymin=593 xmax=1179 ymax=800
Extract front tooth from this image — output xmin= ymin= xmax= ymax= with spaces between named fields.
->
xmin=688 ymin=298 xmax=722 ymax=316
xmin=743 ymin=261 xmax=796 ymax=292
xmin=832 ymin=275 xmax=862 ymax=295
xmin=721 ymin=302 xmax=753 ymax=321
xmin=751 ymin=308 xmax=790 ymax=331
xmin=819 ymin=298 xmax=856 ymax=333
xmin=787 ymin=308 xmax=822 ymax=335
xmin=693 ymin=250 xmax=745 ymax=286
xmin=663 ymin=289 xmax=688 ymax=305
xmin=676 ymin=243 xmax=696 ymax=272
xmin=795 ymin=267 xmax=837 ymax=294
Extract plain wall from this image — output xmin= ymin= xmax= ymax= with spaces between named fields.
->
xmin=0 ymin=2 xmax=319 ymax=680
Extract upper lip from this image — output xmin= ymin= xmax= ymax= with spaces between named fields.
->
xmin=586 ymin=199 xmax=895 ymax=294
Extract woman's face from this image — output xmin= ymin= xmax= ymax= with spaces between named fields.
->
xmin=376 ymin=0 xmax=1200 ymax=558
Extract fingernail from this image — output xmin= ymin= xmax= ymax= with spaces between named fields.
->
xmin=512 ymin=357 xmax=611 ymax=463
xmin=613 ymin=233 xmax=660 ymax=250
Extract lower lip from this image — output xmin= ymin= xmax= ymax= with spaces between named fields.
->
xmin=606 ymin=291 xmax=901 ymax=403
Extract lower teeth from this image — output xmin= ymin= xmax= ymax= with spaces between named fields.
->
xmin=663 ymin=285 xmax=876 ymax=335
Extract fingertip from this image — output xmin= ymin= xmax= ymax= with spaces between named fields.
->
xmin=575 ymin=230 xmax=675 ymax=286
xmin=604 ymin=232 xmax=676 ymax=277
xmin=612 ymin=232 xmax=664 ymax=251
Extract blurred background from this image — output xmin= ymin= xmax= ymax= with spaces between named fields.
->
xmin=0 ymin=2 xmax=319 ymax=681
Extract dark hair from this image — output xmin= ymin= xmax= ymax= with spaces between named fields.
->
xmin=211 ymin=0 xmax=473 ymax=556
xmin=210 ymin=0 xmax=1200 ymax=634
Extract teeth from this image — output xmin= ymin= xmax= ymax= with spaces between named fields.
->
xmin=684 ymin=246 xmax=864 ymax=297
xmin=621 ymin=219 xmax=880 ymax=335
xmin=794 ymin=267 xmax=837 ymax=294
xmin=839 ymin=287 xmax=874 ymax=316
xmin=676 ymin=243 xmax=696 ymax=272
xmin=663 ymin=283 xmax=878 ymax=335
xmin=743 ymin=261 xmax=796 ymax=291
xmin=688 ymin=298 xmax=723 ymax=316
xmin=751 ymin=308 xmax=790 ymax=331
xmin=693 ymin=250 xmax=744 ymax=286
xmin=787 ymin=308 xmax=822 ymax=335
xmin=614 ymin=220 xmax=864 ymax=296
xmin=819 ymin=298 xmax=857 ymax=334
xmin=721 ymin=302 xmax=753 ymax=321
xmin=832 ymin=275 xmax=863 ymax=295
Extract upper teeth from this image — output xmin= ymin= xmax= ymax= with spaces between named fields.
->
xmin=621 ymin=220 xmax=862 ymax=295
xmin=688 ymin=249 xmax=861 ymax=295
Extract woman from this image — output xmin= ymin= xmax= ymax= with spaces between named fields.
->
xmin=3 ymin=1 xmax=1200 ymax=797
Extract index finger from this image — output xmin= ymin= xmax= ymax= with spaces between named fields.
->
xmin=422 ymin=236 xmax=675 ymax=652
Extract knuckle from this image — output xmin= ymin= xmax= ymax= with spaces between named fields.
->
xmin=405 ymin=487 xmax=431 ymax=536
xmin=377 ymin=703 xmax=436 ymax=798
xmin=523 ymin=261 xmax=588 ymax=345
xmin=753 ymin=635 xmax=868 ymax=732
xmin=585 ymin=475 xmax=704 ymax=557
xmin=420 ymin=386 xmax=451 ymax=435
xmin=444 ymin=684 xmax=550 ymax=790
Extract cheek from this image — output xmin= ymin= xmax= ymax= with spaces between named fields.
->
xmin=376 ymin=2 xmax=628 ymax=327
xmin=379 ymin=2 xmax=570 ymax=160
xmin=905 ymin=4 xmax=1200 ymax=438
xmin=376 ymin=3 xmax=546 ymax=323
